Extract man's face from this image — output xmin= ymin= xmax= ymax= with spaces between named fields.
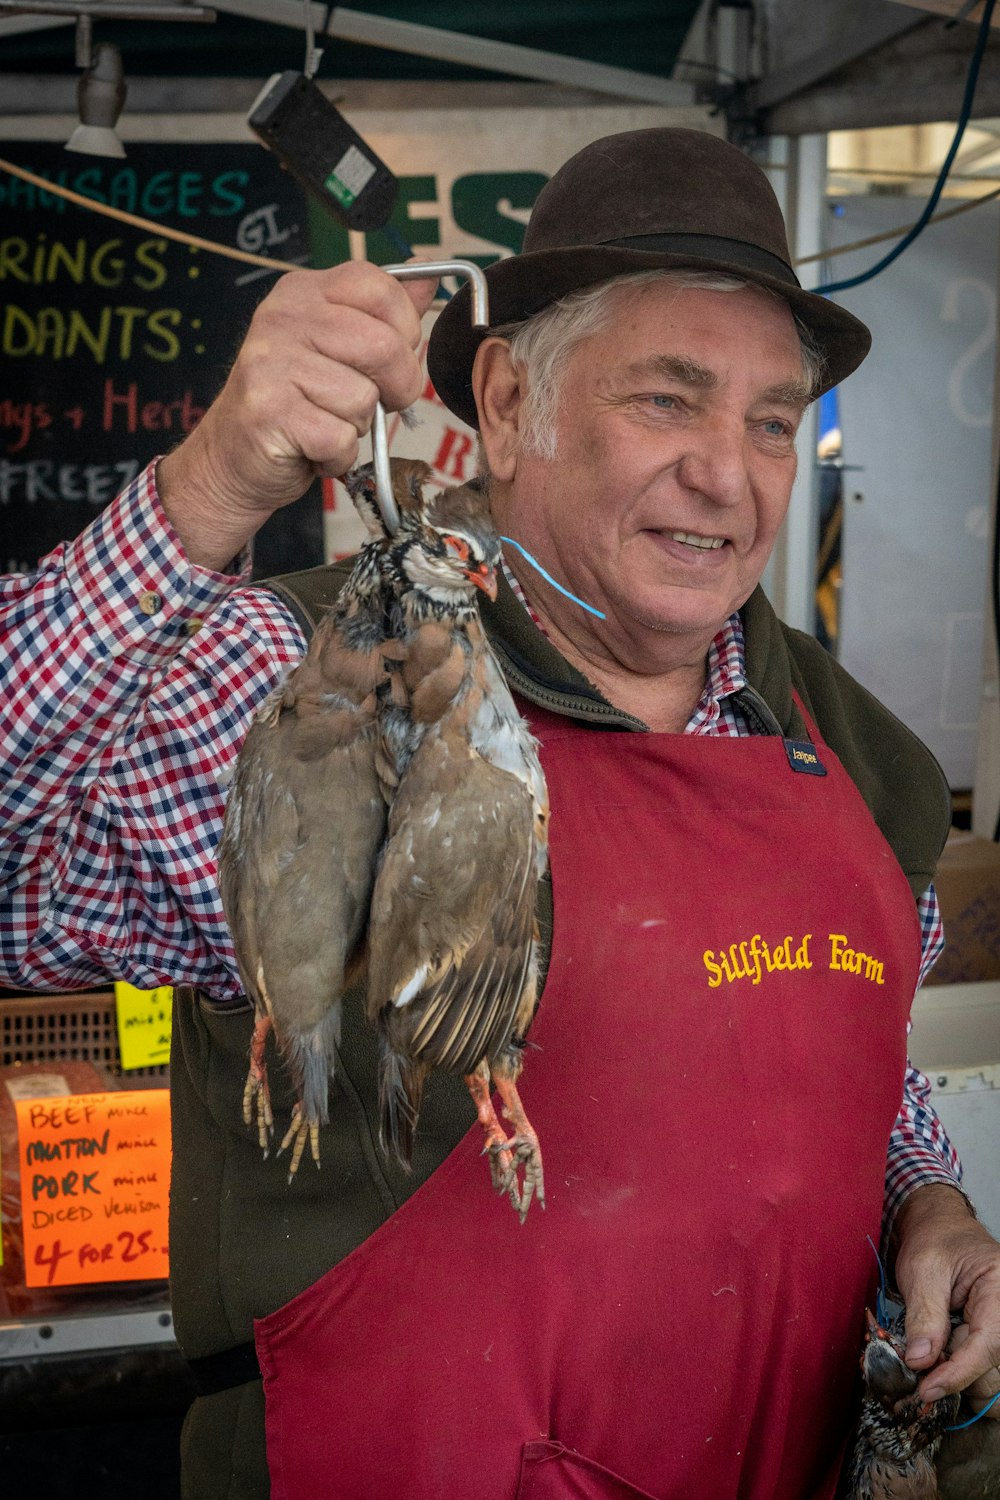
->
xmin=494 ymin=282 xmax=811 ymax=661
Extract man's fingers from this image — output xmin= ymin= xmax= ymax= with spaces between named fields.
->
xmin=299 ymin=259 xmax=439 ymax=350
xmin=396 ymin=267 xmax=439 ymax=322
xmin=158 ymin=259 xmax=442 ymax=557
xmin=298 ymin=305 xmax=426 ymax=412
xmin=968 ymin=1366 xmax=1000 ymax=1417
xmin=283 ymin=260 xmax=429 ymax=343
xmin=920 ymin=1317 xmax=1000 ymax=1407
xmin=920 ymin=1324 xmax=1000 ymax=1404
xmin=249 ymin=300 xmax=425 ymax=416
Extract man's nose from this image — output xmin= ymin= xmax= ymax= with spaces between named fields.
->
xmin=674 ymin=417 xmax=751 ymax=509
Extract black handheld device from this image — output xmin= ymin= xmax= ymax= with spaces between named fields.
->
xmin=248 ymin=71 xmax=398 ymax=232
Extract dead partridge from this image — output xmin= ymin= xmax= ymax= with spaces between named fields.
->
xmin=839 ymin=1308 xmax=960 ymax=1500
xmin=218 ymin=483 xmax=392 ymax=1181
xmin=366 ymin=471 xmax=549 ymax=1221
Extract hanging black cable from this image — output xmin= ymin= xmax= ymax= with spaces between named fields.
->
xmin=814 ymin=0 xmax=998 ymax=296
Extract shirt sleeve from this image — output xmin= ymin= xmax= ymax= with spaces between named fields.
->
xmin=0 ymin=461 xmax=306 ymax=1000
xmin=882 ymin=883 xmax=967 ymax=1246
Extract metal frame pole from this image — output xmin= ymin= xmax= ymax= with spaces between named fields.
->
xmin=763 ymin=131 xmax=826 ymax=634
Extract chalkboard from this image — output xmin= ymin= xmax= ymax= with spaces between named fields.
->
xmin=0 ymin=141 xmax=323 ymax=578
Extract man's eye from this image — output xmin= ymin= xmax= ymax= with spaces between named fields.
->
xmin=762 ymin=419 xmax=791 ymax=437
xmin=648 ymin=393 xmax=679 ymax=410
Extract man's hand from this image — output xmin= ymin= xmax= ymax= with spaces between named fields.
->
xmin=157 ymin=261 xmax=437 ymax=570
xmin=893 ymin=1182 xmax=1000 ymax=1414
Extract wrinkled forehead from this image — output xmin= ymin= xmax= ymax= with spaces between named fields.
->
xmin=578 ymin=281 xmax=811 ymax=398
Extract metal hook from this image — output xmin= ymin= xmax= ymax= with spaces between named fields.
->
xmin=371 ymin=260 xmax=490 ymax=534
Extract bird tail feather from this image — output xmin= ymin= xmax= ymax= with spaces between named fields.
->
xmin=378 ymin=1046 xmax=427 ymax=1170
xmin=285 ymin=1005 xmax=342 ymax=1128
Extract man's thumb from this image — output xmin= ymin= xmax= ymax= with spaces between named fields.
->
xmin=901 ymin=1277 xmax=953 ymax=1369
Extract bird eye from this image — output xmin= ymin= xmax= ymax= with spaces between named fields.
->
xmin=443 ymin=535 xmax=470 ymax=561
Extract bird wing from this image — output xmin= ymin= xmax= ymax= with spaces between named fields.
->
xmin=219 ymin=707 xmax=387 ymax=1029
xmin=366 ymin=725 xmax=539 ymax=1075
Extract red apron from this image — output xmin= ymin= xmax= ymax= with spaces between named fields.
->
xmin=255 ymin=701 xmax=921 ymax=1499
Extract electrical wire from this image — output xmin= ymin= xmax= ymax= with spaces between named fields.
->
xmin=794 ymin=183 xmax=1000 ymax=268
xmin=814 ymin=0 xmax=998 ymax=295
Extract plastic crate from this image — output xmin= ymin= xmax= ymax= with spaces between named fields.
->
xmin=0 ymin=991 xmax=169 ymax=1083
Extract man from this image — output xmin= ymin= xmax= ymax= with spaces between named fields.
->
xmin=2 ymin=128 xmax=999 ymax=1499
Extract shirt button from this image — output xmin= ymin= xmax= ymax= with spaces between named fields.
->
xmin=184 ymin=616 xmax=204 ymax=636
xmin=138 ymin=590 xmax=162 ymax=616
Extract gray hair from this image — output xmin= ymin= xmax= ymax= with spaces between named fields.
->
xmin=490 ymin=269 xmax=826 ymax=461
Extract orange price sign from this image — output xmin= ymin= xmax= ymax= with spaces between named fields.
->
xmin=15 ymin=1090 xmax=171 ymax=1288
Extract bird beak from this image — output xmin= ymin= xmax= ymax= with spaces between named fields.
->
xmin=466 ymin=563 xmax=498 ymax=601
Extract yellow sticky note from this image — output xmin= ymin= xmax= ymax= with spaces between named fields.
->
xmin=17 ymin=1089 xmax=171 ymax=1287
xmin=114 ymin=983 xmax=173 ymax=1070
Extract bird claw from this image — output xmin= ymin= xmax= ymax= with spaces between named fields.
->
xmin=465 ymin=1068 xmax=543 ymax=1220
xmin=243 ymin=1014 xmax=274 ymax=1155
xmin=483 ymin=1139 xmax=522 ymax=1212
xmin=491 ymin=1135 xmax=545 ymax=1223
xmin=242 ymin=1064 xmax=274 ymax=1154
xmin=277 ymin=1105 xmax=321 ymax=1183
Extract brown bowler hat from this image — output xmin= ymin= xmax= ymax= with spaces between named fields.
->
xmin=427 ymin=127 xmax=870 ymax=429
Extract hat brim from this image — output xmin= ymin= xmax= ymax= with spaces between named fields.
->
xmin=426 ymin=245 xmax=870 ymax=430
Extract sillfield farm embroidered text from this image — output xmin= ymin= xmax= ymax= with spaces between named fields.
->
xmin=703 ymin=932 xmax=885 ymax=988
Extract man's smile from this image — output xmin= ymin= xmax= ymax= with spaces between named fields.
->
xmin=665 ymin=530 xmax=727 ymax=551
xmin=643 ymin=527 xmax=733 ymax=563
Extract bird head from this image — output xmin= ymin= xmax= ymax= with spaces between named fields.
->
xmin=862 ymin=1309 xmax=919 ymax=1404
xmin=857 ymin=1309 xmax=960 ymax=1459
xmin=343 ymin=462 xmax=388 ymax=542
xmin=344 ymin=458 xmax=439 ymax=543
xmin=383 ymin=473 xmax=500 ymax=614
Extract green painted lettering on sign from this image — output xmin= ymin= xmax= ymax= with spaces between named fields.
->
xmin=451 ymin=172 xmax=549 ymax=257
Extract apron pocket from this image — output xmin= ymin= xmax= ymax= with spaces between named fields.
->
xmin=517 ymin=1441 xmax=661 ymax=1500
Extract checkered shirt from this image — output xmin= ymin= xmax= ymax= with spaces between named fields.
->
xmin=0 ymin=463 xmax=961 ymax=1235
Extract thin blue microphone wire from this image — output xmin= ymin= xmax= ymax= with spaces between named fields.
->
xmin=500 ymin=537 xmax=606 ymax=619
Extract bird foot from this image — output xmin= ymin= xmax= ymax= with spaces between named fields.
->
xmin=480 ymin=1131 xmax=522 ymax=1213
xmin=464 ymin=1067 xmax=544 ymax=1221
xmin=489 ymin=1132 xmax=545 ymax=1224
xmin=465 ymin=1068 xmax=522 ymax=1215
xmin=277 ymin=1104 xmax=321 ymax=1183
xmin=493 ymin=1073 xmax=545 ymax=1223
xmin=242 ymin=1015 xmax=274 ymax=1154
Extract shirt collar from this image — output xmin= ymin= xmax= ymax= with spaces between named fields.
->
xmin=500 ymin=560 xmax=747 ymax=732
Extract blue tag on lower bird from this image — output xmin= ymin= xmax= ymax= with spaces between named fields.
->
xmin=784 ymin=739 xmax=827 ymax=776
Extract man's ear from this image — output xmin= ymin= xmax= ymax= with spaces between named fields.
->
xmin=472 ymin=338 xmax=523 ymax=484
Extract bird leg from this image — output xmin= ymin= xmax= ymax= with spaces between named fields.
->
xmin=243 ymin=1012 xmax=274 ymax=1154
xmin=493 ymin=1071 xmax=545 ymax=1223
xmin=464 ymin=1065 xmax=521 ymax=1215
xmin=278 ymin=1103 xmax=321 ymax=1183
xmin=463 ymin=1063 xmax=545 ymax=1222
